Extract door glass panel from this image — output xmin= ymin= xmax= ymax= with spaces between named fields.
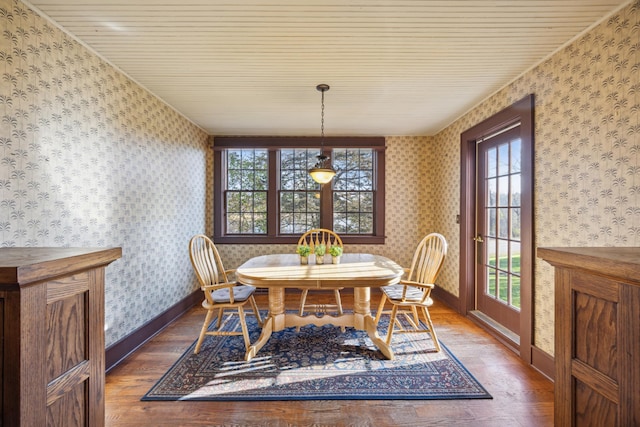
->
xmin=498 ymin=143 xmax=510 ymax=175
xmin=510 ymin=175 xmax=521 ymax=206
xmin=497 ymin=240 xmax=508 ymax=271
xmin=487 ymin=208 xmax=497 ymax=237
xmin=497 ymin=270 xmax=508 ymax=303
xmin=487 ymin=147 xmax=497 ymax=177
xmin=511 ymin=275 xmax=521 ymax=308
xmin=478 ymin=128 xmax=522 ymax=313
xmin=510 ymin=241 xmax=521 ymax=274
xmin=510 ymin=139 xmax=521 ymax=173
xmin=498 ymin=208 xmax=509 ymax=238
xmin=511 ymin=208 xmax=521 ymax=240
xmin=487 ymin=268 xmax=496 ymax=296
xmin=487 ymin=237 xmax=497 ymax=267
xmin=488 ymin=178 xmax=497 ymax=206
xmin=498 ymin=176 xmax=509 ymax=206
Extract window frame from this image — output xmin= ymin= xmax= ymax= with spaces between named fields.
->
xmin=213 ymin=136 xmax=386 ymax=244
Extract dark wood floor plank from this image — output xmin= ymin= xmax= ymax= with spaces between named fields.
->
xmin=105 ymin=292 xmax=553 ymax=426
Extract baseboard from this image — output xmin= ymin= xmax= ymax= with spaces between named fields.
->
xmin=531 ymin=346 xmax=554 ymax=381
xmin=105 ymin=290 xmax=201 ymax=372
xmin=431 ymin=287 xmax=554 ymax=382
xmin=431 ymin=285 xmax=459 ymax=309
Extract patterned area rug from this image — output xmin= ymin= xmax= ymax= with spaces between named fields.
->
xmin=142 ymin=313 xmax=492 ymax=401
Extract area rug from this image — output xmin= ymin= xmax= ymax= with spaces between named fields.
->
xmin=142 ymin=312 xmax=492 ymax=401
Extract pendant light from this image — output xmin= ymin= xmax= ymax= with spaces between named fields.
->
xmin=309 ymin=84 xmax=336 ymax=184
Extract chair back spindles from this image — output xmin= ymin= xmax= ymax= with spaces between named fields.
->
xmin=408 ymin=233 xmax=447 ymax=286
xmin=297 ymin=228 xmax=343 ymax=252
xmin=190 ymin=236 xmax=228 ymax=288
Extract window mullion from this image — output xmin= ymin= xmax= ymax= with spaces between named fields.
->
xmin=268 ymin=148 xmax=279 ymax=237
xmin=374 ymin=149 xmax=385 ymax=237
xmin=319 ymin=148 xmax=333 ymax=229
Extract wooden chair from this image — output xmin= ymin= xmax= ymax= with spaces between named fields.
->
xmin=297 ymin=228 xmax=345 ymax=331
xmin=374 ymin=233 xmax=447 ymax=352
xmin=189 ymin=234 xmax=262 ymax=355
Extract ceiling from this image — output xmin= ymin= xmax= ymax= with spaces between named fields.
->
xmin=26 ymin=0 xmax=630 ymax=136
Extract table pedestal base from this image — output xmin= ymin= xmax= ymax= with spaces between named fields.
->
xmin=245 ymin=287 xmax=394 ymax=361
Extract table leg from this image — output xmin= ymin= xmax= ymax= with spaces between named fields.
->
xmin=268 ymin=287 xmax=286 ymax=331
xmin=353 ymin=287 xmax=395 ymax=360
xmin=245 ymin=287 xmax=285 ymax=361
xmin=352 ymin=287 xmax=370 ymax=329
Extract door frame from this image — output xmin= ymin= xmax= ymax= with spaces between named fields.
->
xmin=459 ymin=94 xmax=534 ymax=363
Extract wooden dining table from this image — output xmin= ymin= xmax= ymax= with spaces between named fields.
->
xmin=236 ymin=253 xmax=404 ymax=361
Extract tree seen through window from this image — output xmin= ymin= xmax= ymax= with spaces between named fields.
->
xmin=213 ymin=137 xmax=385 ymax=244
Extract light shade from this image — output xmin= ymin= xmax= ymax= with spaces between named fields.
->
xmin=309 ymin=166 xmax=336 ymax=184
xmin=309 ymin=83 xmax=336 ymax=184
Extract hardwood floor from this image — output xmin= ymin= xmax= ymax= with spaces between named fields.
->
xmin=105 ymin=291 xmax=553 ymax=426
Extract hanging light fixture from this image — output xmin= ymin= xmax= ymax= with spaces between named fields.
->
xmin=309 ymin=83 xmax=336 ymax=184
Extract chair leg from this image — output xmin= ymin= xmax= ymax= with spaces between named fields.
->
xmin=299 ymin=289 xmax=309 ymax=315
xmin=385 ymin=305 xmax=399 ymax=345
xmin=249 ymin=295 xmax=263 ymax=327
xmin=237 ymin=306 xmax=252 ymax=355
xmin=421 ymin=306 xmax=441 ymax=352
xmin=194 ymin=309 xmax=215 ymax=354
xmin=333 ymin=289 xmax=343 ymax=315
xmin=334 ymin=289 xmax=345 ymax=332
xmin=403 ymin=308 xmax=421 ymax=330
xmin=296 ymin=289 xmax=309 ymax=332
xmin=374 ymin=294 xmax=387 ymax=325
xmin=215 ymin=307 xmax=224 ymax=328
xmin=410 ymin=306 xmax=421 ymax=326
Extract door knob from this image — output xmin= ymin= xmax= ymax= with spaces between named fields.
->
xmin=473 ymin=235 xmax=484 ymax=243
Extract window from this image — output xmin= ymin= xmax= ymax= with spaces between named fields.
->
xmin=213 ymin=136 xmax=385 ymax=244
xmin=225 ymin=149 xmax=268 ymax=234
xmin=279 ymin=148 xmax=321 ymax=233
xmin=332 ymin=148 xmax=375 ymax=234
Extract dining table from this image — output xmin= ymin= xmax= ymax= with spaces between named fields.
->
xmin=235 ymin=252 xmax=404 ymax=361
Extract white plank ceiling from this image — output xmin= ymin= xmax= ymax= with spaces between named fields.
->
xmin=25 ymin=0 xmax=631 ymax=136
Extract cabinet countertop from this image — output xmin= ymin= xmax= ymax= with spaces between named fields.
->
xmin=0 ymin=247 xmax=122 ymax=287
xmin=537 ymin=247 xmax=640 ymax=286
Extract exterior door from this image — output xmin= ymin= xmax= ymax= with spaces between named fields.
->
xmin=459 ymin=94 xmax=533 ymax=363
xmin=476 ymin=126 xmax=522 ymax=334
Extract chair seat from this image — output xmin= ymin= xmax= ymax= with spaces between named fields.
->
xmin=381 ymin=284 xmax=433 ymax=306
xmin=210 ymin=284 xmax=256 ymax=303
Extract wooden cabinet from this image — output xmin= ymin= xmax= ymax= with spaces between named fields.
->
xmin=0 ymin=247 xmax=121 ymax=427
xmin=538 ymin=247 xmax=640 ymax=427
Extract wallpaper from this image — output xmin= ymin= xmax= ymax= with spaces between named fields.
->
xmin=431 ymin=0 xmax=640 ymax=354
xmin=0 ymin=0 xmax=210 ymax=347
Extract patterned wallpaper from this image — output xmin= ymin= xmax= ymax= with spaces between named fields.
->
xmin=0 ymin=0 xmax=210 ymax=347
xmin=431 ymin=0 xmax=640 ymax=354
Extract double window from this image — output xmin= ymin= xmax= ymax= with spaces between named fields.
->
xmin=213 ymin=137 xmax=385 ymax=244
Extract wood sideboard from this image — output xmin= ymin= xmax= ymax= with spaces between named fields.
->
xmin=0 ymin=247 xmax=122 ymax=427
xmin=538 ymin=247 xmax=640 ymax=427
